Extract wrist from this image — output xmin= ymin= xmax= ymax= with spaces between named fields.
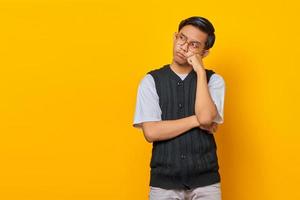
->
xmin=191 ymin=115 xmax=200 ymax=127
xmin=196 ymin=67 xmax=206 ymax=76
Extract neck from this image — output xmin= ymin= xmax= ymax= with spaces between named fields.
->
xmin=170 ymin=60 xmax=193 ymax=74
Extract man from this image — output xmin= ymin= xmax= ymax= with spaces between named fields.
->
xmin=133 ymin=16 xmax=225 ymax=200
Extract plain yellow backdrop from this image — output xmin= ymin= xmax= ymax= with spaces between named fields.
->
xmin=0 ymin=0 xmax=299 ymax=199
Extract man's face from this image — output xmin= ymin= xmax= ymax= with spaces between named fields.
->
xmin=172 ymin=25 xmax=209 ymax=65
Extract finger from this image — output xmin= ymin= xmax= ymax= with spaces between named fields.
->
xmin=187 ymin=58 xmax=193 ymax=65
xmin=195 ymin=53 xmax=202 ymax=58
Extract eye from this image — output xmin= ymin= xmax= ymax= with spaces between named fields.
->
xmin=179 ymin=34 xmax=186 ymax=40
xmin=191 ymin=42 xmax=200 ymax=49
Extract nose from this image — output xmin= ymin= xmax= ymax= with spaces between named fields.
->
xmin=180 ymin=42 xmax=189 ymax=52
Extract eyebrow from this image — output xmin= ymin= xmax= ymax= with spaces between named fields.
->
xmin=180 ymin=32 xmax=202 ymax=45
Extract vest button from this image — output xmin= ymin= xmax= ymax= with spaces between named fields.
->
xmin=177 ymin=81 xmax=183 ymax=86
xmin=178 ymin=103 xmax=183 ymax=108
xmin=180 ymin=154 xmax=186 ymax=159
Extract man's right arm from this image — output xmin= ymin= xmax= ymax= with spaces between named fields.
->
xmin=141 ymin=115 xmax=200 ymax=143
xmin=133 ymin=74 xmax=218 ymax=142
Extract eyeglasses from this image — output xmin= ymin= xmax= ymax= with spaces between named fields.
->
xmin=175 ymin=32 xmax=202 ymax=53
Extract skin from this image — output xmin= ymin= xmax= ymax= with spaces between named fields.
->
xmin=171 ymin=25 xmax=219 ymax=132
xmin=141 ymin=25 xmax=219 ymax=143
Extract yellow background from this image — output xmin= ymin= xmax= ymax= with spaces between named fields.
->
xmin=0 ymin=0 xmax=299 ymax=199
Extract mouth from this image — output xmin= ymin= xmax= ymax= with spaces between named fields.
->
xmin=176 ymin=52 xmax=186 ymax=59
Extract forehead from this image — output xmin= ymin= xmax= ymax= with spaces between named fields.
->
xmin=179 ymin=25 xmax=208 ymax=43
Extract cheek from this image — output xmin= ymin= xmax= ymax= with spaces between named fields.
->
xmin=185 ymin=52 xmax=193 ymax=57
xmin=174 ymin=42 xmax=181 ymax=50
xmin=173 ymin=44 xmax=178 ymax=52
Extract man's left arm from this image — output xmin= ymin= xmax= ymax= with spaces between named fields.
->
xmin=195 ymin=70 xmax=218 ymax=126
xmin=187 ymin=54 xmax=218 ymax=127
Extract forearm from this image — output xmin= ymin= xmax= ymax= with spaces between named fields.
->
xmin=195 ymin=70 xmax=218 ymax=125
xmin=142 ymin=115 xmax=200 ymax=142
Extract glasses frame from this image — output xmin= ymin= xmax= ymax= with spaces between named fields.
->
xmin=175 ymin=32 xmax=203 ymax=53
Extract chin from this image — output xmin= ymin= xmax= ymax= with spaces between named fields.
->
xmin=174 ymin=57 xmax=187 ymax=65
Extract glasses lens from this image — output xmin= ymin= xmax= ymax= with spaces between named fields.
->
xmin=177 ymin=33 xmax=186 ymax=45
xmin=190 ymin=43 xmax=198 ymax=51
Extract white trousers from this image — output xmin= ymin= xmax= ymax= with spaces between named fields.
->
xmin=149 ymin=182 xmax=221 ymax=200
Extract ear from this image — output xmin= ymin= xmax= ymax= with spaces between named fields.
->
xmin=202 ymin=49 xmax=210 ymax=58
xmin=173 ymin=32 xmax=177 ymax=42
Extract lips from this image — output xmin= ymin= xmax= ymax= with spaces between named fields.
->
xmin=177 ymin=52 xmax=186 ymax=59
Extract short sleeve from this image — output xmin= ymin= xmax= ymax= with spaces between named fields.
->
xmin=133 ymin=74 xmax=162 ymax=129
xmin=208 ymin=74 xmax=225 ymax=124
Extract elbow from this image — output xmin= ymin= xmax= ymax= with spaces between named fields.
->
xmin=196 ymin=112 xmax=217 ymax=126
xmin=197 ymin=117 xmax=214 ymax=126
xmin=144 ymin=132 xmax=155 ymax=143
xmin=141 ymin=122 xmax=158 ymax=143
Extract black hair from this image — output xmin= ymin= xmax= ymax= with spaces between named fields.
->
xmin=178 ymin=16 xmax=215 ymax=50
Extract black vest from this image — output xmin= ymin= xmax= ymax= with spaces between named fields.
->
xmin=147 ymin=64 xmax=220 ymax=190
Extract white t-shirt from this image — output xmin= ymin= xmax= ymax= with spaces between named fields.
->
xmin=133 ymin=71 xmax=225 ymax=129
